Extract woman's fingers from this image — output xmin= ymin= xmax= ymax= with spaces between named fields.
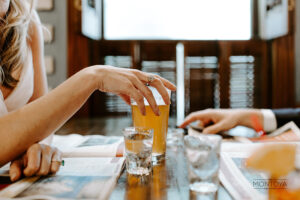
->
xmin=129 ymin=76 xmax=160 ymax=116
xmin=10 ymin=144 xmax=62 ymax=181
xmin=9 ymin=159 xmax=23 ymax=182
xmin=179 ymin=111 xmax=210 ymax=128
xmin=203 ymin=120 xmax=227 ymax=134
xmin=128 ymin=86 xmax=146 ymax=116
xmin=133 ymin=70 xmax=176 ymax=91
xmin=36 ymin=145 xmax=53 ymax=176
xmin=23 ymin=144 xmax=42 ymax=177
xmin=150 ymin=77 xmax=171 ymax=106
xmin=119 ymin=94 xmax=131 ymax=105
xmin=157 ymin=76 xmax=177 ymax=91
xmin=132 ymin=71 xmax=173 ymax=106
xmin=50 ymin=149 xmax=62 ymax=174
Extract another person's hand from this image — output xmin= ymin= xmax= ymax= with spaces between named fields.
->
xmin=90 ymin=66 xmax=176 ymax=116
xmin=9 ymin=144 xmax=62 ymax=182
xmin=179 ymin=109 xmax=263 ymax=134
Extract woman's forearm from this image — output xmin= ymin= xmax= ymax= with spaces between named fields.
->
xmin=0 ymin=65 xmax=176 ymax=166
xmin=0 ymin=68 xmax=96 ymax=166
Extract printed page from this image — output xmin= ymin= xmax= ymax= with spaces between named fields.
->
xmin=220 ymin=143 xmax=300 ymax=200
xmin=53 ymin=134 xmax=125 ymax=157
xmin=248 ymin=121 xmax=300 ymax=142
xmin=220 ymin=151 xmax=267 ymax=200
xmin=0 ymin=157 xmax=125 ymax=200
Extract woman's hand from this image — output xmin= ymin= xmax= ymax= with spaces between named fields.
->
xmin=9 ymin=144 xmax=62 ymax=182
xmin=179 ymin=109 xmax=263 ymax=134
xmin=90 ymin=66 xmax=176 ymax=116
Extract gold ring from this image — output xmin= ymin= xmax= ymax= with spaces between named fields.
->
xmin=146 ymin=75 xmax=155 ymax=86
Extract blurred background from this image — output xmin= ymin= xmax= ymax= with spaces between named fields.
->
xmin=36 ymin=0 xmax=299 ymax=133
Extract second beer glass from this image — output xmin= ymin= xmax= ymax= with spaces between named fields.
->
xmin=131 ymin=86 xmax=170 ymax=162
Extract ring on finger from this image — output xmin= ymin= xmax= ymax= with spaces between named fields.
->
xmin=146 ymin=75 xmax=155 ymax=86
xmin=51 ymin=159 xmax=64 ymax=166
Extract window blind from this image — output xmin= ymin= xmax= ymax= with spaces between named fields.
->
xmin=229 ymin=56 xmax=255 ymax=108
xmin=186 ymin=56 xmax=219 ymax=112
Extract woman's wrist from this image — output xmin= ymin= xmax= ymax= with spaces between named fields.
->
xmin=78 ymin=66 xmax=102 ymax=92
xmin=236 ymin=109 xmax=263 ymax=129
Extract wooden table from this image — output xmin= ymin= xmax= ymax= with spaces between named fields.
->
xmin=57 ymin=117 xmax=254 ymax=199
xmin=110 ymin=145 xmax=233 ymax=200
xmin=57 ymin=117 xmax=240 ymax=200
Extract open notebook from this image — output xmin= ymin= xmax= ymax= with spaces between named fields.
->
xmin=0 ymin=134 xmax=125 ymax=200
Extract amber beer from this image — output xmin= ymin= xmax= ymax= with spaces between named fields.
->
xmin=131 ymin=105 xmax=170 ymax=159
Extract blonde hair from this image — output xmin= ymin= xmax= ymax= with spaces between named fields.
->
xmin=0 ymin=0 xmax=34 ymax=88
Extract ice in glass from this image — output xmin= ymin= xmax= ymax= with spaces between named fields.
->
xmin=123 ymin=127 xmax=153 ymax=175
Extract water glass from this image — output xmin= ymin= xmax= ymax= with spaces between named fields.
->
xmin=123 ymin=127 xmax=153 ymax=175
xmin=167 ymin=128 xmax=184 ymax=147
xmin=184 ymin=134 xmax=222 ymax=199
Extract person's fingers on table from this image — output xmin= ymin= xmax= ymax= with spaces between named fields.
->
xmin=37 ymin=145 xmax=53 ymax=176
xmin=179 ymin=111 xmax=210 ymax=128
xmin=50 ymin=148 xmax=62 ymax=174
xmin=129 ymin=75 xmax=159 ymax=116
xmin=203 ymin=120 xmax=228 ymax=134
xmin=199 ymin=118 xmax=210 ymax=126
xmin=9 ymin=158 xmax=23 ymax=182
xmin=23 ymin=144 xmax=42 ymax=177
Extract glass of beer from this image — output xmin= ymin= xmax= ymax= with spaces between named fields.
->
xmin=131 ymin=86 xmax=171 ymax=162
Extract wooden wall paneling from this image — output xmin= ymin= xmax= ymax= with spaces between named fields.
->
xmin=230 ymin=40 xmax=264 ymax=56
xmin=97 ymin=41 xmax=132 ymax=56
xmin=189 ymin=68 xmax=216 ymax=111
xmin=140 ymin=41 xmax=177 ymax=61
xmin=271 ymin=35 xmax=295 ymax=108
xmin=184 ymin=41 xmax=219 ymax=56
xmin=259 ymin=42 xmax=271 ymax=108
xmin=252 ymin=41 xmax=270 ymax=108
xmin=183 ymin=42 xmax=219 ymax=112
xmin=270 ymin=4 xmax=295 ymax=108
xmin=218 ymin=42 xmax=231 ymax=108
xmin=67 ymin=0 xmax=90 ymax=117
xmin=88 ymin=40 xmax=107 ymax=117
xmin=131 ymin=41 xmax=141 ymax=69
